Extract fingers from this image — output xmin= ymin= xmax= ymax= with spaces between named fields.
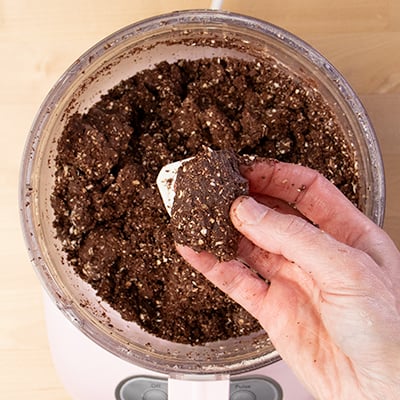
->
xmin=230 ymin=196 xmax=381 ymax=294
xmin=237 ymin=237 xmax=290 ymax=281
xmin=252 ymin=193 xmax=304 ymax=219
xmin=240 ymin=160 xmax=392 ymax=262
xmin=176 ymin=244 xmax=270 ymax=321
xmin=176 ymin=243 xmax=321 ymax=343
xmin=240 ymin=160 xmax=369 ymax=241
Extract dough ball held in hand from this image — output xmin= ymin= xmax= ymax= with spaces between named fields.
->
xmin=170 ymin=148 xmax=249 ymax=261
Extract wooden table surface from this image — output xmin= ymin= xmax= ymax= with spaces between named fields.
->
xmin=1 ymin=1 xmax=399 ymax=399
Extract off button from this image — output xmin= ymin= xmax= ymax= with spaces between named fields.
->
xmin=143 ymin=388 xmax=168 ymax=400
xmin=230 ymin=390 xmax=256 ymax=400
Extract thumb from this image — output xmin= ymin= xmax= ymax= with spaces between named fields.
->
xmin=230 ymin=196 xmax=378 ymax=294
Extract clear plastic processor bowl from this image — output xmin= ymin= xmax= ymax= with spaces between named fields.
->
xmin=20 ymin=10 xmax=385 ymax=376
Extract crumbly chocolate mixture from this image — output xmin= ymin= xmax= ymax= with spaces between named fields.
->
xmin=171 ymin=148 xmax=248 ymax=261
xmin=51 ymin=56 xmax=359 ymax=345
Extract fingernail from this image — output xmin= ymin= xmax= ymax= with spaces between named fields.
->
xmin=234 ymin=196 xmax=269 ymax=225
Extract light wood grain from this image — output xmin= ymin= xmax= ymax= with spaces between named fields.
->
xmin=1 ymin=1 xmax=399 ymax=399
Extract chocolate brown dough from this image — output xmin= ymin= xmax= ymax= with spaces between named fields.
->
xmin=171 ymin=148 xmax=248 ymax=261
xmin=51 ymin=56 xmax=359 ymax=345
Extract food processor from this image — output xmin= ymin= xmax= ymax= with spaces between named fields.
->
xmin=19 ymin=10 xmax=385 ymax=400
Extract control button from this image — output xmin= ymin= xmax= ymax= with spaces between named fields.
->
xmin=142 ymin=388 xmax=168 ymax=400
xmin=230 ymin=389 xmax=256 ymax=400
xmin=115 ymin=376 xmax=168 ymax=400
xmin=230 ymin=376 xmax=283 ymax=400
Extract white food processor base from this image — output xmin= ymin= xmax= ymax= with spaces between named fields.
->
xmin=43 ymin=292 xmax=313 ymax=400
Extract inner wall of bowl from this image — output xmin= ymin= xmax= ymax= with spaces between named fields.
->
xmin=23 ymin=12 xmax=383 ymax=375
xmin=28 ymin=24 xmax=280 ymax=375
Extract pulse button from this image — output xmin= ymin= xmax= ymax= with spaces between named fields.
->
xmin=230 ymin=390 xmax=256 ymax=400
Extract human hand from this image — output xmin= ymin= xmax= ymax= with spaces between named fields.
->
xmin=177 ymin=160 xmax=400 ymax=400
